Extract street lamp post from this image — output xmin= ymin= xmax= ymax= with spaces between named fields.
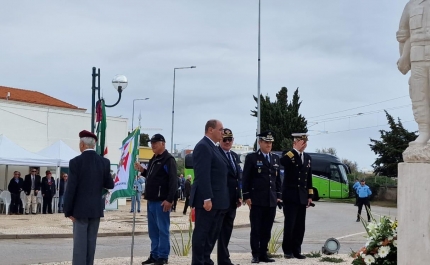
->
xmin=91 ymin=67 xmax=128 ymax=133
xmin=171 ymin=66 xmax=196 ymax=154
xmin=132 ymin=98 xmax=149 ymax=131
xmin=256 ymin=0 xmax=261 ymax=150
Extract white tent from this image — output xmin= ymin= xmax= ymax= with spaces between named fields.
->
xmin=36 ymin=140 xmax=79 ymax=167
xmin=0 ymin=134 xmax=57 ymax=166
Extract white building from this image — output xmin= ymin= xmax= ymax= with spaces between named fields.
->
xmin=0 ymin=85 xmax=128 ymax=190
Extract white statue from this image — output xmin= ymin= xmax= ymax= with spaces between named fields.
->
xmin=397 ymin=0 xmax=430 ymax=146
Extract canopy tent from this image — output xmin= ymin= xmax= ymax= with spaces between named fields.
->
xmin=0 ymin=134 xmax=57 ymax=166
xmin=36 ymin=140 xmax=79 ymax=167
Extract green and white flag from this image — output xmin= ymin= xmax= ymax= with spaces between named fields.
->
xmin=110 ymin=127 xmax=140 ymax=203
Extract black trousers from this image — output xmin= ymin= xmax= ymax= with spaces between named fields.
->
xmin=217 ymin=206 xmax=237 ymax=265
xmin=10 ymin=193 xmax=21 ymax=214
xmin=250 ymin=205 xmax=276 ymax=258
xmin=282 ymin=202 xmax=307 ymax=255
xmin=183 ymin=196 xmax=190 ymax=214
xmin=357 ymin=197 xmax=371 ymax=220
xmin=43 ymin=194 xmax=53 ymax=214
xmin=191 ymin=207 xmax=226 ymax=265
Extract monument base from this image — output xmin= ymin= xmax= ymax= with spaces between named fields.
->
xmin=398 ymin=163 xmax=430 ymax=265
xmin=403 ymin=144 xmax=430 ymax=162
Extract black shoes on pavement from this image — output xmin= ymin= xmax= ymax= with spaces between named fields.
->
xmin=141 ymin=255 xmax=168 ymax=265
xmin=284 ymin=253 xmax=306 ymax=259
xmin=251 ymin=257 xmax=259 ymax=263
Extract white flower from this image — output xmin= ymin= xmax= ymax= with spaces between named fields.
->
xmin=388 ymin=236 xmax=393 ymax=241
xmin=393 ymin=240 xmax=397 ymax=247
xmin=364 ymin=255 xmax=375 ymax=265
xmin=378 ymin=246 xmax=390 ymax=258
xmin=374 ymin=254 xmax=379 ymax=259
xmin=367 ymin=222 xmax=377 ymax=232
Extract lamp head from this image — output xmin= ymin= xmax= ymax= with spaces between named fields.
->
xmin=112 ymin=75 xmax=128 ymax=92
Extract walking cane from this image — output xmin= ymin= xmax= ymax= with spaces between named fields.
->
xmin=130 ymin=173 xmax=138 ymax=265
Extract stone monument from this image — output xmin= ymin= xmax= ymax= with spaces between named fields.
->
xmin=397 ymin=1 xmax=430 ymax=264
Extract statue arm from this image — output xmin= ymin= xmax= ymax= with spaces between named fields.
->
xmin=397 ymin=3 xmax=411 ymax=75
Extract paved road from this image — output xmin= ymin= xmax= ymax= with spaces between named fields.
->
xmin=0 ymin=202 xmax=396 ymax=265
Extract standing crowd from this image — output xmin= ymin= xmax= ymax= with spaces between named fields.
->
xmin=7 ymin=169 xmax=69 ymax=215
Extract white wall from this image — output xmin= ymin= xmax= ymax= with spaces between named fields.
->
xmin=0 ymin=100 xmax=128 ymax=189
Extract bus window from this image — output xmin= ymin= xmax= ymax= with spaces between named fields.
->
xmin=337 ymin=164 xmax=349 ymax=184
xmin=330 ymin=164 xmax=341 ymax=182
xmin=185 ymin=154 xmax=193 ymax=169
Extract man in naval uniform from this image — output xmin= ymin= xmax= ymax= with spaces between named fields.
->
xmin=280 ymin=133 xmax=313 ymax=260
xmin=242 ymin=130 xmax=282 ymax=264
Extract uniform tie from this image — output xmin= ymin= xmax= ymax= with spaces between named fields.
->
xmin=300 ymin=153 xmax=303 ymax=163
xmin=265 ymin=154 xmax=270 ymax=163
xmin=227 ymin=152 xmax=236 ymax=173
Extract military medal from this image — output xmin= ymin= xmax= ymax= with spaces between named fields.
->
xmin=258 ymin=168 xmax=261 ymax=173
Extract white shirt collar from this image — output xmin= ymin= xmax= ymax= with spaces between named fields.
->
xmin=205 ymin=136 xmax=217 ymax=146
xmin=84 ymin=148 xmax=95 ymax=152
xmin=293 ymin=148 xmax=302 ymax=155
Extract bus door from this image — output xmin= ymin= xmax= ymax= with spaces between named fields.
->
xmin=329 ymin=164 xmax=343 ymax=198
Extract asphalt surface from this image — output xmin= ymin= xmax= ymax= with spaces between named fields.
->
xmin=0 ymin=201 xmax=397 ymax=265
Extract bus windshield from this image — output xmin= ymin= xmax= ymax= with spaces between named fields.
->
xmin=337 ymin=163 xmax=349 ymax=184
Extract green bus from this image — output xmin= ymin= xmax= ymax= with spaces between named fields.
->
xmin=184 ymin=152 xmax=349 ymax=201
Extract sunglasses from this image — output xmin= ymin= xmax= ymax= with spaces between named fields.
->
xmin=31 ymin=171 xmax=36 ymax=172
xmin=223 ymin=138 xmax=233 ymax=143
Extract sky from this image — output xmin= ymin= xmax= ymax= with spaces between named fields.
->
xmin=0 ymin=0 xmax=413 ymax=171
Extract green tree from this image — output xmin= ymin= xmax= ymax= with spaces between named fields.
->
xmin=176 ymin=158 xmax=184 ymax=176
xmin=251 ymin=87 xmax=308 ymax=151
xmin=139 ymin=133 xmax=150 ymax=147
xmin=315 ymin=147 xmax=337 ymax=156
xmin=369 ymin=111 xmax=417 ymax=178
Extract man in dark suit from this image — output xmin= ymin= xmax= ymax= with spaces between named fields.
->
xmin=280 ymin=133 xmax=313 ymax=260
xmin=64 ymin=130 xmax=114 ymax=265
xmin=190 ymin=119 xmax=229 ymax=265
xmin=217 ymin=128 xmax=242 ymax=265
xmin=41 ymin=170 xmax=56 ymax=214
xmin=8 ymin=171 xmax=24 ymax=214
xmin=182 ymin=175 xmax=192 ymax=215
xmin=23 ymin=167 xmax=41 ymax=214
xmin=242 ymin=130 xmax=282 ymax=264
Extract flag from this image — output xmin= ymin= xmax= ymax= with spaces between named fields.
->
xmin=96 ymin=99 xmax=107 ymax=156
xmin=109 ymin=127 xmax=140 ymax=203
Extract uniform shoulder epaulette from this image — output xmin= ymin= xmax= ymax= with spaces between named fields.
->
xmin=285 ymin=151 xmax=294 ymax=158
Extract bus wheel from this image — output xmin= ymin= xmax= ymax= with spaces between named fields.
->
xmin=313 ymin=188 xmax=320 ymax=201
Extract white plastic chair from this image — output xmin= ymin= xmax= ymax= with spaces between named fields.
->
xmin=20 ymin=191 xmax=26 ymax=213
xmin=0 ymin=191 xmax=12 ymax=215
xmin=36 ymin=192 xmax=43 ymax=214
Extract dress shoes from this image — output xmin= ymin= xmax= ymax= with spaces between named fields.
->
xmin=251 ymin=257 xmax=259 ymax=263
xmin=154 ymin=258 xmax=168 ymax=265
xmin=293 ymin=253 xmax=306 ymax=259
xmin=259 ymin=256 xmax=275 ymax=262
xmin=283 ymin=253 xmax=294 ymax=259
xmin=141 ymin=255 xmax=157 ymax=264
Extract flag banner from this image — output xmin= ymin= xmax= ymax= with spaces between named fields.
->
xmin=96 ymin=99 xmax=107 ymax=156
xmin=109 ymin=127 xmax=140 ymax=203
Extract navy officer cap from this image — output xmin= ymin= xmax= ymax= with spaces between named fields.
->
xmin=223 ymin=128 xmax=234 ymax=138
xmin=257 ymin=130 xmax=275 ymax=142
xmin=79 ymin=130 xmax=98 ymax=142
xmin=149 ymin=133 xmax=166 ymax=143
xmin=292 ymin=133 xmax=309 ymax=141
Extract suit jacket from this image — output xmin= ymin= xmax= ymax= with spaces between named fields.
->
xmin=23 ymin=174 xmax=41 ymax=194
xmin=242 ymin=150 xmax=282 ymax=207
xmin=218 ymin=147 xmax=241 ymax=208
xmin=8 ymin=177 xmax=24 ymax=194
xmin=280 ymin=149 xmax=313 ymax=205
xmin=41 ymin=177 xmax=56 ymax=197
xmin=63 ymin=150 xmax=114 ymax=219
xmin=190 ymin=136 xmax=229 ymax=210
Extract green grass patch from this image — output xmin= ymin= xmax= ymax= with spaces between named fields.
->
xmin=304 ymin=251 xmax=322 ymax=258
xmin=319 ymin=257 xmax=345 ymax=263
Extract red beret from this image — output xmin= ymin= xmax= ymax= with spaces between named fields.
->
xmin=79 ymin=130 xmax=98 ymax=141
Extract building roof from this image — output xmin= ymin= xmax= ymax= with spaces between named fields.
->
xmin=0 ymin=85 xmax=85 ymax=110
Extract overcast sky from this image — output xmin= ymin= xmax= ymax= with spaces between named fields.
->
xmin=1 ymin=0 xmax=413 ymax=171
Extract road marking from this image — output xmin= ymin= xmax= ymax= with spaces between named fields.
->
xmin=336 ymin=232 xmax=366 ymax=240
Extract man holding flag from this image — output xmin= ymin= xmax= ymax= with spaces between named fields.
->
xmin=134 ymin=134 xmax=178 ymax=265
